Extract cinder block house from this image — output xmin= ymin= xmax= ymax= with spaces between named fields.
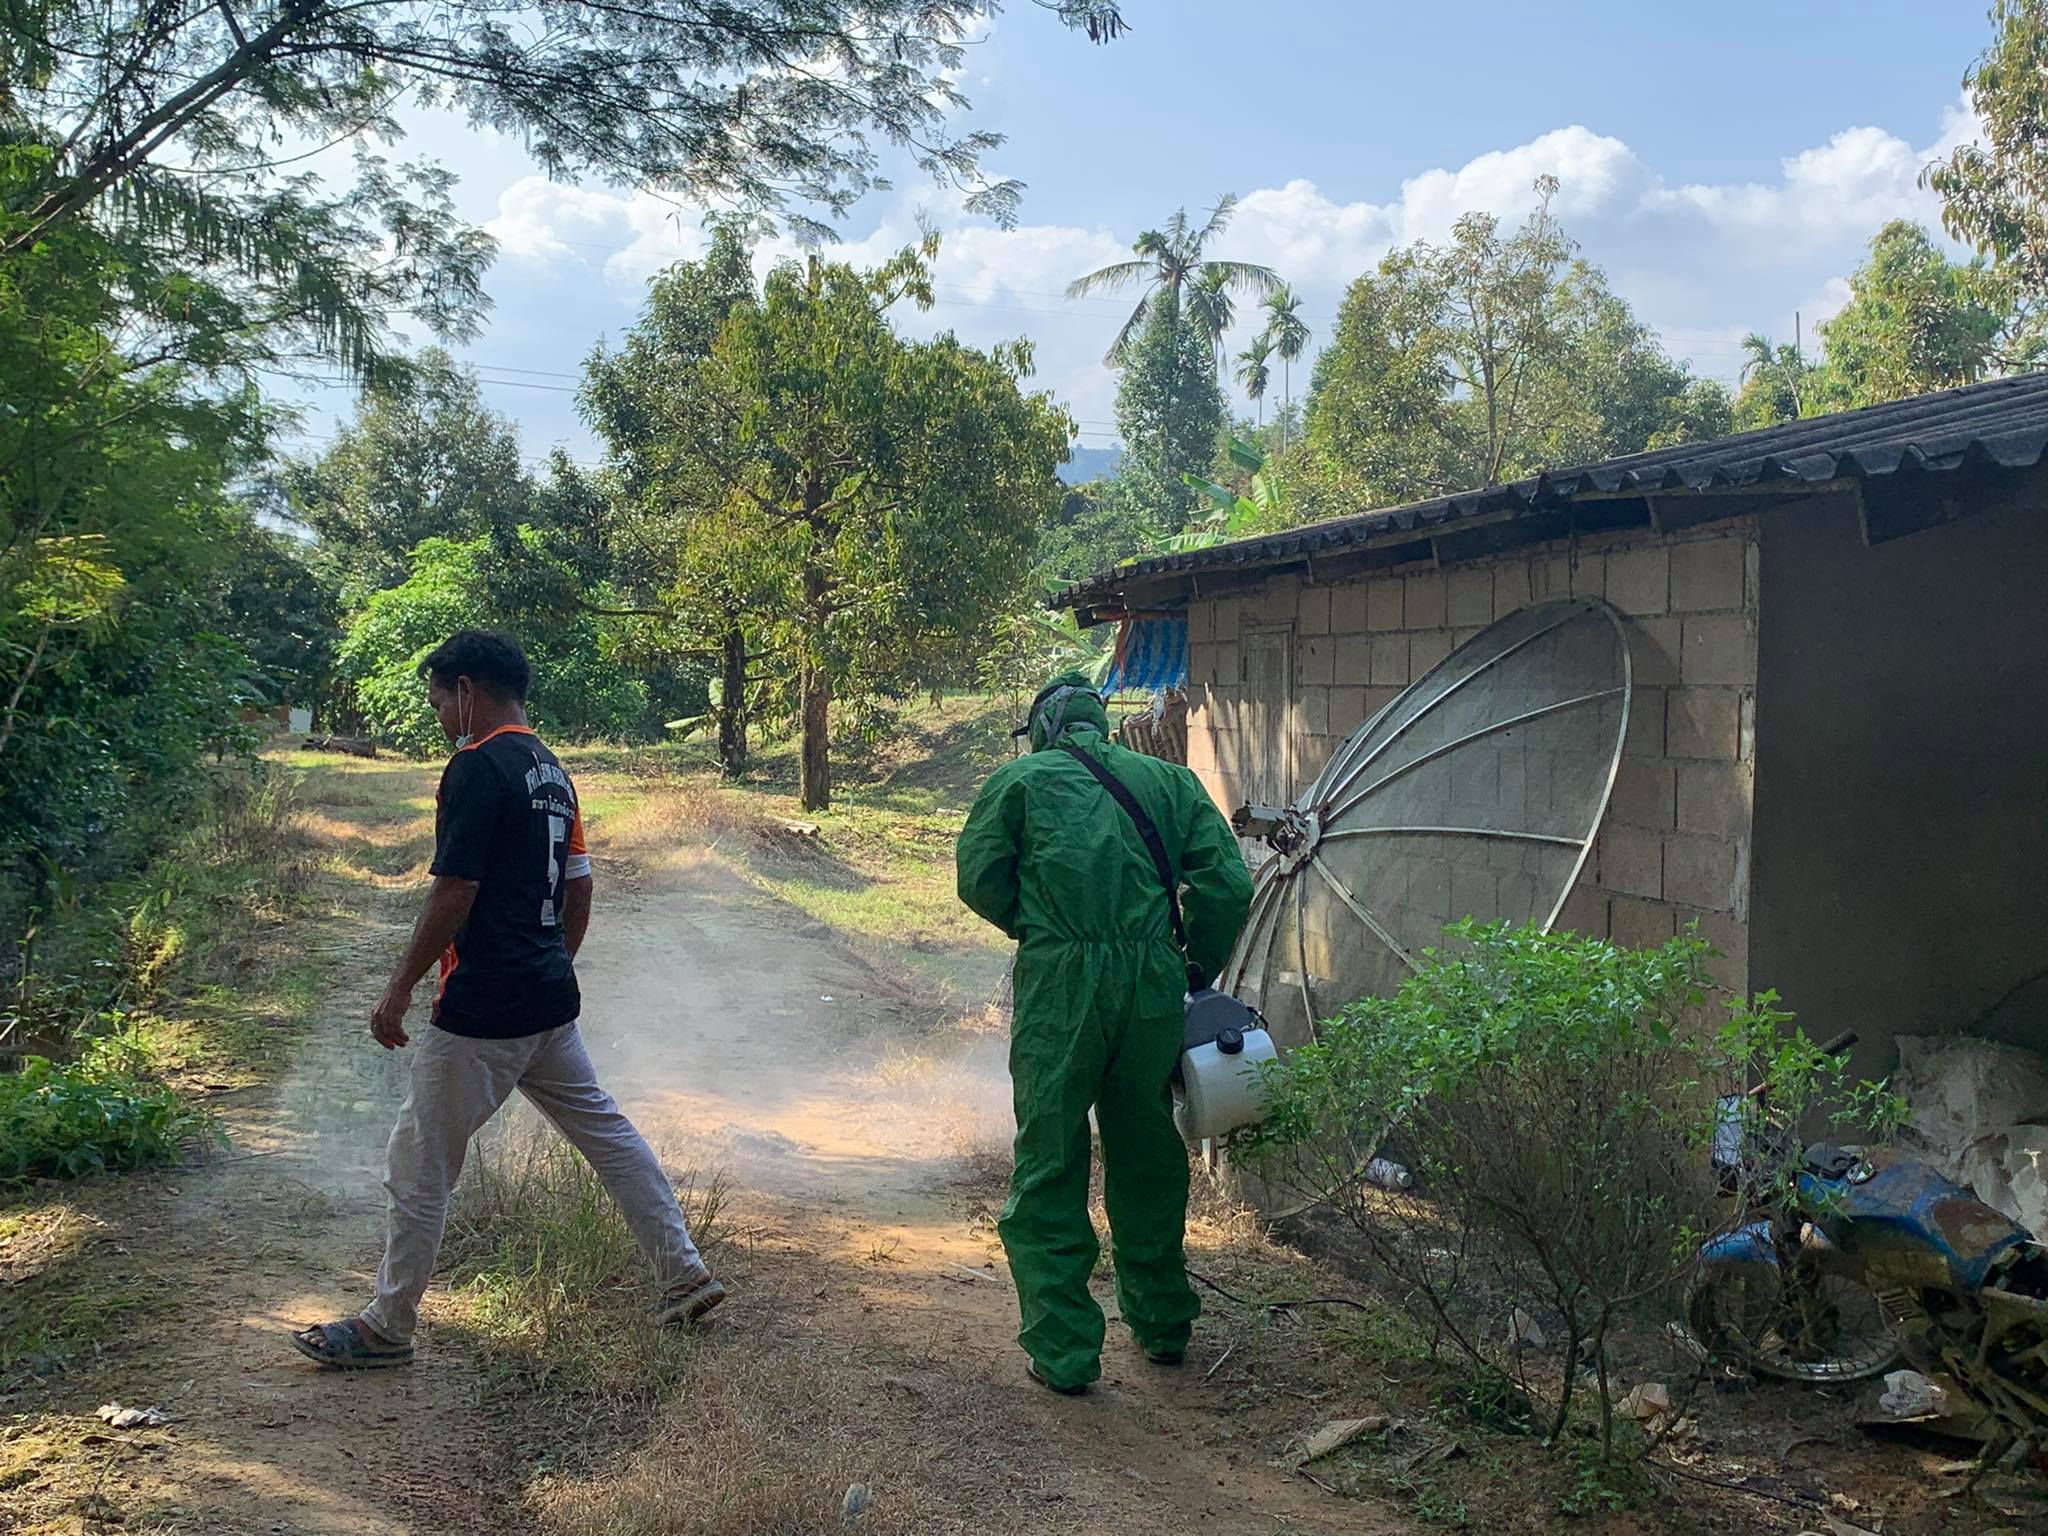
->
xmin=1059 ymin=374 xmax=2048 ymax=1079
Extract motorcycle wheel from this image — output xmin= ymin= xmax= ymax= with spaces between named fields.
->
xmin=1685 ymin=1266 xmax=1901 ymax=1384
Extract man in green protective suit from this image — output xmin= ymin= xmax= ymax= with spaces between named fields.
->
xmin=957 ymin=671 xmax=1253 ymax=1393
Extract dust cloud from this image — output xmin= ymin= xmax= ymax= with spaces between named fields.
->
xmin=261 ymin=864 xmax=1018 ymax=1214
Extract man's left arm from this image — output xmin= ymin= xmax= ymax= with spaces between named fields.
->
xmin=563 ymin=874 xmax=593 ymax=959
xmin=561 ymin=807 xmax=592 ymax=959
xmin=957 ymin=767 xmax=1025 ymax=939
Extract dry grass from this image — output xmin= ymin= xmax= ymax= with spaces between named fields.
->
xmin=440 ymin=1132 xmax=730 ymax=1413
xmin=528 ymin=1329 xmax=956 ymax=1536
xmin=592 ymin=778 xmax=786 ymax=857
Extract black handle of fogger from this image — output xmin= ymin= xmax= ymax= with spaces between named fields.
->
xmin=1186 ymin=962 xmax=1209 ymax=993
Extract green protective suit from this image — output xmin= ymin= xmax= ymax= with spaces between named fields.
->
xmin=957 ymin=672 xmax=1253 ymax=1389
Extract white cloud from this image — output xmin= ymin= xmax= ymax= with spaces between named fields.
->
xmin=461 ymin=100 xmax=1985 ymax=456
xmin=485 ymin=176 xmax=708 ymax=287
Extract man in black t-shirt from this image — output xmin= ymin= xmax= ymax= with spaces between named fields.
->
xmin=290 ymin=631 xmax=723 ymax=1369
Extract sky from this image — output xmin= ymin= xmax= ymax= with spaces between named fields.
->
xmin=279 ymin=0 xmax=1998 ymax=472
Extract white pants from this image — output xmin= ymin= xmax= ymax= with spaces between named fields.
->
xmin=362 ymin=1021 xmax=704 ymax=1345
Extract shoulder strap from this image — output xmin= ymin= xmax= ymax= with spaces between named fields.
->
xmin=1060 ymin=744 xmax=1189 ymax=959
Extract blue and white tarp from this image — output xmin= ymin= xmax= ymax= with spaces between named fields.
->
xmin=1105 ymin=616 xmax=1188 ymax=694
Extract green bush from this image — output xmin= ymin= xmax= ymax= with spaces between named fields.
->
xmin=336 ymin=533 xmax=650 ymax=755
xmin=0 ymin=1054 xmax=215 ymax=1183
xmin=1236 ymin=921 xmax=1899 ymax=1454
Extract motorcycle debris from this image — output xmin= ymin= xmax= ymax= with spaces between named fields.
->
xmin=1877 ymin=1368 xmax=1949 ymax=1420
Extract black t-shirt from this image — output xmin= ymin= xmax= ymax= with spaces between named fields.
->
xmin=429 ymin=726 xmax=587 ymax=1038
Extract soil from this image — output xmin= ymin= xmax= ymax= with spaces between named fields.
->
xmin=1 ymin=784 xmax=1388 ymax=1535
xmin=8 ymin=763 xmax=2046 ymax=1536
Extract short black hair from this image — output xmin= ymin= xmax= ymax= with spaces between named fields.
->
xmin=418 ymin=629 xmax=530 ymax=701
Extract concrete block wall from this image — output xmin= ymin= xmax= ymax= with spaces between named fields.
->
xmin=1184 ymin=517 xmax=1760 ymax=992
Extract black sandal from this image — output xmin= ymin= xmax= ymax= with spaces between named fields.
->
xmin=289 ymin=1318 xmax=414 ymax=1370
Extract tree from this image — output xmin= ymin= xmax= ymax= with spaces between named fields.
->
xmin=1068 ymin=196 xmax=1280 ymax=363
xmin=1261 ymin=285 xmax=1312 ymax=449
xmin=1110 ymin=297 xmax=1225 ymax=531
xmin=1034 ymin=480 xmax=1156 ymax=590
xmin=1926 ymin=0 xmax=2048 ymax=297
xmin=1527 ymin=261 xmax=1721 ymax=463
xmin=1809 ymin=221 xmax=2009 ymax=409
xmin=709 ymin=240 xmax=1071 ymax=810
xmin=1733 ymin=334 xmax=1814 ymax=429
xmin=581 ymin=226 xmax=765 ymax=775
xmin=1187 ymin=270 xmax=1237 ymax=376
xmin=1236 ymin=334 xmax=1274 ymax=422
xmin=1300 ymin=181 xmax=1725 ymax=514
xmin=5 ymin=3 xmax=1130 ymax=257
xmin=284 ymin=353 xmax=533 ymax=595
xmin=335 ymin=535 xmax=648 ymax=755
xmin=1649 ymin=378 xmax=1737 ymax=448
xmin=215 ymin=522 xmax=343 ymax=716
xmin=1069 ymin=196 xmax=1279 ymax=524
xmin=0 ymin=206 xmax=277 ymax=914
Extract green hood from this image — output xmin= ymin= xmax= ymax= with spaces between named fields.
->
xmin=1024 ymin=669 xmax=1109 ymax=751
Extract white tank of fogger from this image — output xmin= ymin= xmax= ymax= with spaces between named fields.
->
xmin=1175 ymin=988 xmax=1276 ymax=1142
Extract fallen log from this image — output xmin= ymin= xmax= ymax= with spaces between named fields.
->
xmin=304 ymin=734 xmax=378 ymax=758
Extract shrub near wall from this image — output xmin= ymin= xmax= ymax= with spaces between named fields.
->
xmin=1237 ymin=922 xmax=1899 ymax=1459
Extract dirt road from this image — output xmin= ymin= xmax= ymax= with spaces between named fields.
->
xmin=6 ymin=771 xmax=1393 ymax=1535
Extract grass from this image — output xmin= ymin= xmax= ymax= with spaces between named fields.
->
xmin=440 ymin=1134 xmax=728 ymax=1415
xmin=431 ymin=1133 xmax=952 ymax=1534
xmin=0 ymin=742 xmax=435 ymax=1380
xmin=0 ymin=1196 xmax=150 ymax=1378
xmin=0 ymin=755 xmax=324 ymax=1200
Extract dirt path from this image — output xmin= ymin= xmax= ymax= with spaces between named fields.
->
xmin=571 ymin=867 xmax=1384 ymax=1533
xmin=5 ymin=773 xmax=1397 ymax=1535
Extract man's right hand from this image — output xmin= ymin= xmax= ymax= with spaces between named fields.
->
xmin=370 ymin=983 xmax=413 ymax=1050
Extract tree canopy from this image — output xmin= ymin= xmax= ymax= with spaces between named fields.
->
xmin=1296 ymin=180 xmax=1727 ymax=516
xmin=283 ymin=352 xmax=533 ymax=595
xmin=1109 ymin=296 xmax=1226 ymax=532
xmin=335 ymin=533 xmax=649 ymax=755
xmin=583 ymin=234 xmax=1072 ymax=809
xmin=1926 ymin=0 xmax=2048 ymax=297
xmin=1811 ymin=221 xmax=2010 ymax=409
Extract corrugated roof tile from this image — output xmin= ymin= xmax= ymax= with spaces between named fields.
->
xmin=1057 ymin=372 xmax=2048 ymax=611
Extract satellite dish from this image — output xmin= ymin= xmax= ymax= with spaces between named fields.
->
xmin=1221 ymin=597 xmax=1633 ymax=1049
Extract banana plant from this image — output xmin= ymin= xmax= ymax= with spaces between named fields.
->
xmin=1022 ymin=580 xmax=1116 ymax=686
xmin=1169 ymin=436 xmax=1290 ymax=551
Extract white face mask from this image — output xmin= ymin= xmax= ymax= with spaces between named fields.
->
xmin=451 ymin=682 xmax=475 ymax=750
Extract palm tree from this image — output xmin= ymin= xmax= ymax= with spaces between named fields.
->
xmin=1067 ymin=195 xmax=1281 ymax=365
xmin=1236 ymin=333 xmax=1273 ymax=424
xmin=1262 ymin=285 xmax=1311 ymax=450
xmin=1187 ymin=270 xmax=1237 ymax=376
xmin=1069 ymin=197 xmax=1281 ymax=517
xmin=1739 ymin=332 xmax=1807 ymax=424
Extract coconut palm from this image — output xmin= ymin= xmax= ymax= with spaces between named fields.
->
xmin=1187 ymin=270 xmax=1237 ymax=376
xmin=1738 ymin=332 xmax=1809 ymax=425
xmin=1068 ymin=195 xmax=1282 ymax=365
xmin=1236 ymin=333 xmax=1273 ymax=423
xmin=1262 ymin=284 xmax=1312 ymax=449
